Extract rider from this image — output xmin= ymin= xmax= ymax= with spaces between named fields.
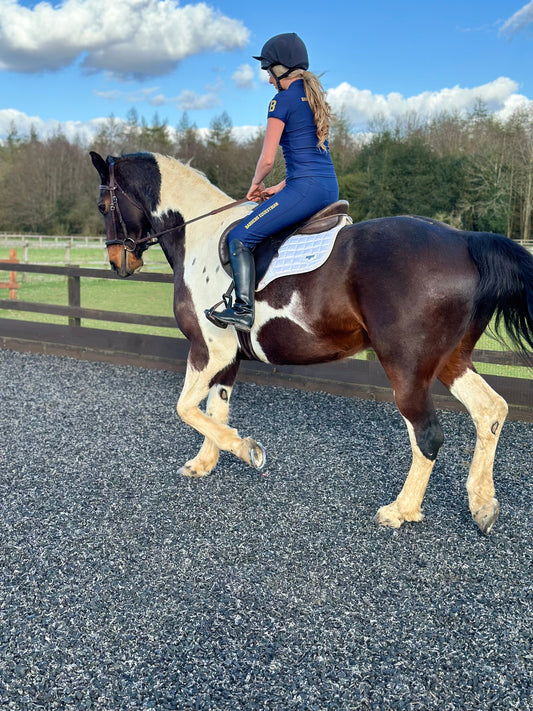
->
xmin=207 ymin=32 xmax=339 ymax=332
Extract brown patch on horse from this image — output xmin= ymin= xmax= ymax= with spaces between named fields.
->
xmin=438 ymin=318 xmax=490 ymax=388
xmin=259 ymin=305 xmax=370 ymax=366
xmin=172 ymin=261 xmax=210 ymax=372
xmin=208 ymin=360 xmax=240 ymax=389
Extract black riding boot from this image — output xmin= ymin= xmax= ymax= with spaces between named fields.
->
xmin=207 ymin=240 xmax=255 ymax=332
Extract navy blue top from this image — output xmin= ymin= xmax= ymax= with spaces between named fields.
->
xmin=267 ymin=79 xmax=337 ymax=180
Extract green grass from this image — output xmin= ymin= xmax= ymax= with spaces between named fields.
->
xmin=0 ymin=242 xmax=169 ymax=269
xmin=0 ymin=243 xmax=176 ymax=337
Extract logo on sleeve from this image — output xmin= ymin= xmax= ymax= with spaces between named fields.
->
xmin=269 ymin=99 xmax=277 ymax=113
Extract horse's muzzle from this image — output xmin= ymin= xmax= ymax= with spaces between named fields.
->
xmin=107 ymin=245 xmax=142 ymax=277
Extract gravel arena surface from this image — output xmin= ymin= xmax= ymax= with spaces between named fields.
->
xmin=0 ymin=349 xmax=532 ymax=711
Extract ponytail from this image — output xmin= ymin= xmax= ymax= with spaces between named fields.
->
xmin=301 ymin=70 xmax=333 ymax=151
xmin=270 ymin=65 xmax=333 ymax=150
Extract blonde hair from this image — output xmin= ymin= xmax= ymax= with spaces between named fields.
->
xmin=272 ymin=66 xmax=333 ymax=150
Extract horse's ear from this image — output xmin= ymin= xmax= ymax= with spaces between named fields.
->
xmin=90 ymin=151 xmax=109 ymax=182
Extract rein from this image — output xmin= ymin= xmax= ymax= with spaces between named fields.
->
xmin=100 ymin=163 xmax=249 ymax=251
xmin=150 ymin=197 xmax=250 ymax=242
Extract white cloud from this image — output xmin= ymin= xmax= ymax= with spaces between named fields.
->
xmin=94 ymin=87 xmax=163 ymax=104
xmin=0 ymin=106 xmax=265 ymax=146
xmin=232 ymin=64 xmax=255 ymax=89
xmin=95 ymin=83 xmax=226 ymax=111
xmin=0 ymin=0 xmax=249 ymax=78
xmin=175 ymin=89 xmax=221 ymax=111
xmin=3 ymin=77 xmax=532 ymax=146
xmin=0 ymin=107 xmax=113 ymax=143
xmin=230 ymin=125 xmax=263 ymax=142
xmin=259 ymin=67 xmax=270 ymax=85
xmin=326 ymin=77 xmax=533 ymax=127
xmin=500 ymin=1 xmax=533 ymax=36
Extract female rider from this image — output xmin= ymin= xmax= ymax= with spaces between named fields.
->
xmin=207 ymin=32 xmax=339 ymax=332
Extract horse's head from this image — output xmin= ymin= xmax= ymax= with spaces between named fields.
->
xmin=90 ymin=151 xmax=152 ymax=277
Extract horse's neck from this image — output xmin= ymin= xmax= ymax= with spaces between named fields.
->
xmin=151 ymin=154 xmax=251 ymax=279
xmin=152 ymin=154 xmax=231 ymax=225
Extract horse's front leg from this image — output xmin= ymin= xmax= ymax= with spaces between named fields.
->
xmin=179 ymin=361 xmax=238 ymax=477
xmin=177 ymin=358 xmax=265 ymax=476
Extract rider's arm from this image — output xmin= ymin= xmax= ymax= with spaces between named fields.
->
xmin=247 ymin=117 xmax=285 ymax=201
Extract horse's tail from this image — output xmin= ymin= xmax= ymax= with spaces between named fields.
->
xmin=466 ymin=232 xmax=533 ymax=365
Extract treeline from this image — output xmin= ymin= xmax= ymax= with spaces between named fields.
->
xmin=0 ymin=104 xmax=532 ymax=241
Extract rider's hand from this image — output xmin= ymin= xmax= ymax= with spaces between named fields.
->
xmin=261 ymin=180 xmax=286 ymax=200
xmin=247 ymin=181 xmax=266 ymax=202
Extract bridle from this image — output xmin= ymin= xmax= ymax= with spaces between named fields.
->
xmin=99 ymin=161 xmax=249 ymax=253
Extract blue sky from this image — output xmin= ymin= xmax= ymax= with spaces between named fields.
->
xmin=1 ymin=0 xmax=533 ymax=143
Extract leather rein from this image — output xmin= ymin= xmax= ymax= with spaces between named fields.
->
xmin=100 ymin=162 xmax=249 ymax=252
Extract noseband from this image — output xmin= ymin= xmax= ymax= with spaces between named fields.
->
xmin=100 ymin=162 xmax=250 ymax=253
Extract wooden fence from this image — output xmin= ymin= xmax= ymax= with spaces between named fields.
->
xmin=0 ymin=233 xmax=107 ymax=266
xmin=0 ymin=249 xmax=19 ymax=299
xmin=0 ymin=261 xmax=532 ymax=422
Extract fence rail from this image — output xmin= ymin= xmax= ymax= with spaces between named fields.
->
xmin=0 ymin=261 xmax=532 ymax=421
xmin=0 ymin=233 xmax=105 ymax=246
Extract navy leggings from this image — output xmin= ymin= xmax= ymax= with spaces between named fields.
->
xmin=227 ymin=176 xmax=339 ymax=249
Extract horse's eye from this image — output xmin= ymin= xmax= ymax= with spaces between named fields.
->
xmin=98 ymin=202 xmax=107 ymax=215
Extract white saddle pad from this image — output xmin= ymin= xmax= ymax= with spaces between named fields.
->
xmin=257 ymin=215 xmax=352 ymax=291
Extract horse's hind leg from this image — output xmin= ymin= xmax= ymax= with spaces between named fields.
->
xmin=440 ymin=363 xmax=508 ymax=534
xmin=375 ymin=386 xmax=444 ymax=529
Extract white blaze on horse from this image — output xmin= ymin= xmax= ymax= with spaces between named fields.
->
xmin=91 ymin=150 xmax=533 ymax=534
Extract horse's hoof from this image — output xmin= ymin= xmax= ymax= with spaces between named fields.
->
xmin=473 ymin=499 xmax=499 ymax=535
xmin=375 ymin=502 xmax=424 ymax=529
xmin=179 ymin=463 xmax=209 ymax=478
xmin=375 ymin=504 xmax=404 ymax=529
xmin=238 ymin=437 xmax=266 ymax=471
xmin=250 ymin=441 xmax=266 ymax=470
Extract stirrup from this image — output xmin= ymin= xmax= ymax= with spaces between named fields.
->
xmin=205 ymin=284 xmax=234 ymax=328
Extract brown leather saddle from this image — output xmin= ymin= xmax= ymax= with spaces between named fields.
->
xmin=218 ymin=200 xmax=350 ymax=284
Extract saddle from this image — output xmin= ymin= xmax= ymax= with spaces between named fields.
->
xmin=218 ymin=200 xmax=350 ymax=285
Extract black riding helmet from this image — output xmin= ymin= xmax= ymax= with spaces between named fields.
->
xmin=253 ymin=33 xmax=309 ymax=90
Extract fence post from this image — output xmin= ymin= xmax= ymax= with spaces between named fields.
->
xmin=68 ymin=267 xmax=81 ymax=327
xmin=0 ymin=248 xmax=20 ymax=299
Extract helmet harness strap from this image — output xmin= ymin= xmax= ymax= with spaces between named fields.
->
xmin=269 ymin=66 xmax=298 ymax=92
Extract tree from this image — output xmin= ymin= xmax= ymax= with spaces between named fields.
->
xmin=0 ymin=105 xmax=531 ymax=240
xmin=349 ymin=131 xmax=465 ymax=223
xmin=329 ymin=110 xmax=360 ymax=175
xmin=176 ymin=112 xmax=201 ymax=162
xmin=139 ymin=113 xmax=174 ymax=155
xmin=458 ymin=113 xmax=513 ymax=234
xmin=506 ymin=109 xmax=533 ymax=242
xmin=207 ymin=111 xmax=233 ymax=149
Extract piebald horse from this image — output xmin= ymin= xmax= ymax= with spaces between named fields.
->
xmin=91 ymin=150 xmax=533 ymax=533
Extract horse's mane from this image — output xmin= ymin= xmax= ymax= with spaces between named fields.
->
xmin=151 ymin=152 xmax=233 ymax=218
xmin=113 ymin=151 xmax=234 ymax=221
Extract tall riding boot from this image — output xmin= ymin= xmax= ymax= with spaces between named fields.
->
xmin=207 ymin=240 xmax=255 ymax=332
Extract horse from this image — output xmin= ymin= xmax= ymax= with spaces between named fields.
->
xmin=90 ymin=150 xmax=533 ymax=534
